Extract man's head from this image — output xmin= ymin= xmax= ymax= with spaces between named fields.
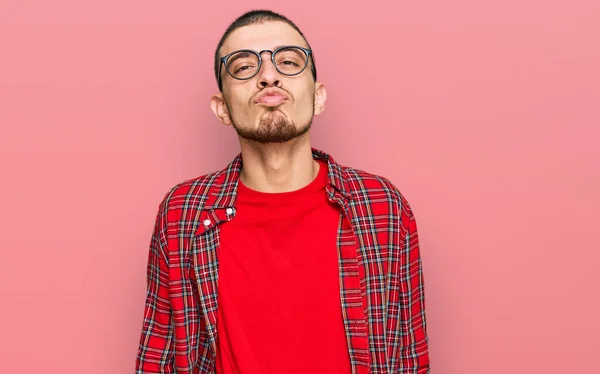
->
xmin=210 ymin=10 xmax=327 ymax=144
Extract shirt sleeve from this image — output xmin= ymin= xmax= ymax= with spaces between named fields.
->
xmin=398 ymin=204 xmax=431 ymax=373
xmin=135 ymin=202 xmax=175 ymax=373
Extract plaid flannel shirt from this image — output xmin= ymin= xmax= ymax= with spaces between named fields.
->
xmin=136 ymin=148 xmax=430 ymax=373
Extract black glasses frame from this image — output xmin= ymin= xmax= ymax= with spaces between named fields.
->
xmin=218 ymin=45 xmax=314 ymax=91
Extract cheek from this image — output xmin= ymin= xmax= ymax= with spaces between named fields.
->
xmin=225 ymin=88 xmax=252 ymax=114
xmin=291 ymin=81 xmax=315 ymax=109
xmin=294 ymin=92 xmax=315 ymax=113
xmin=289 ymin=89 xmax=316 ymax=123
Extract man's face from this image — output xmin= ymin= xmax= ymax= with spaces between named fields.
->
xmin=211 ymin=21 xmax=326 ymax=143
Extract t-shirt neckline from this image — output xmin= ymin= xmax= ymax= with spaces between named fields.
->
xmin=236 ymin=159 xmax=328 ymax=203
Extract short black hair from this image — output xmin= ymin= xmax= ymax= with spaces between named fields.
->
xmin=214 ymin=9 xmax=317 ymax=91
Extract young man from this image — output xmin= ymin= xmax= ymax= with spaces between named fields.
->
xmin=136 ymin=9 xmax=430 ymax=374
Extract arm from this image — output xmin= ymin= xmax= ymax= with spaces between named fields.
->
xmin=135 ymin=203 xmax=174 ymax=373
xmin=398 ymin=203 xmax=430 ymax=373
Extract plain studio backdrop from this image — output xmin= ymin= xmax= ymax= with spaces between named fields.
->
xmin=0 ymin=1 xmax=598 ymax=373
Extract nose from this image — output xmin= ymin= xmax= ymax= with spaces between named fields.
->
xmin=256 ymin=51 xmax=282 ymax=88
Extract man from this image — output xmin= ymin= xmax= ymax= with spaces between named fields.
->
xmin=136 ymin=9 xmax=430 ymax=374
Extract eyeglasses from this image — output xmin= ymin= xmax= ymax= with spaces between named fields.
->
xmin=218 ymin=45 xmax=313 ymax=90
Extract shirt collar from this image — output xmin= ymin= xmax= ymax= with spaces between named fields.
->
xmin=204 ymin=147 xmax=353 ymax=210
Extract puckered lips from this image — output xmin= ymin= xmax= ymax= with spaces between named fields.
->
xmin=253 ymin=88 xmax=290 ymax=107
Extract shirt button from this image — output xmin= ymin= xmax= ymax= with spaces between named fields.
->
xmin=226 ymin=208 xmax=233 ymax=215
xmin=203 ymin=219 xmax=211 ymax=226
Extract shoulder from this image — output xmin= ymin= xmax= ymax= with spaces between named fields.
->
xmin=154 ymin=168 xmax=227 ymax=220
xmin=341 ymin=165 xmax=415 ymax=217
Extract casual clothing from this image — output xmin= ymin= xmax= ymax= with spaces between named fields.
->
xmin=135 ymin=148 xmax=430 ymax=373
xmin=215 ymin=159 xmax=351 ymax=373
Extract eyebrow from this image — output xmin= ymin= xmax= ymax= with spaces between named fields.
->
xmin=272 ymin=44 xmax=309 ymax=50
xmin=224 ymin=44 xmax=308 ymax=56
xmin=227 ymin=51 xmax=254 ymax=64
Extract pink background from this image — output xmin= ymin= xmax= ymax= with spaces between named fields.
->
xmin=1 ymin=1 xmax=599 ymax=373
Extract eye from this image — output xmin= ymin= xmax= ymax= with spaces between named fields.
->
xmin=280 ymin=60 xmax=300 ymax=67
xmin=274 ymin=48 xmax=307 ymax=72
xmin=229 ymin=62 xmax=258 ymax=77
xmin=226 ymin=51 xmax=259 ymax=77
xmin=234 ymin=65 xmax=253 ymax=74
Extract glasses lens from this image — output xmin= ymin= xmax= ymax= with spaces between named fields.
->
xmin=274 ymin=47 xmax=308 ymax=75
xmin=226 ymin=51 xmax=260 ymax=79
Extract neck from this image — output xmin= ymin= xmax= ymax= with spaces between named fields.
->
xmin=238 ymin=133 xmax=319 ymax=193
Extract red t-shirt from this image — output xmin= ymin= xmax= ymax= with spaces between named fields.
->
xmin=215 ymin=159 xmax=352 ymax=373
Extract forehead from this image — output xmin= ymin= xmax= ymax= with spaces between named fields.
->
xmin=220 ymin=21 xmax=308 ymax=56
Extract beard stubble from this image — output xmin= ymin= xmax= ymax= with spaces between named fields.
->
xmin=228 ymin=102 xmax=313 ymax=144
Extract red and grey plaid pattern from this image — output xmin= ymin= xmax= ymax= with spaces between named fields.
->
xmin=136 ymin=148 xmax=430 ymax=373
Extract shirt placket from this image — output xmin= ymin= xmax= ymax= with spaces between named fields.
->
xmin=191 ymin=206 xmax=236 ymax=372
xmin=328 ymin=186 xmax=371 ymax=374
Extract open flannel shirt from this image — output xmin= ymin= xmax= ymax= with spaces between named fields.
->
xmin=136 ymin=148 xmax=430 ymax=373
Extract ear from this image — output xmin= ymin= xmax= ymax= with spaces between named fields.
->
xmin=210 ymin=92 xmax=233 ymax=126
xmin=313 ymin=82 xmax=327 ymax=116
